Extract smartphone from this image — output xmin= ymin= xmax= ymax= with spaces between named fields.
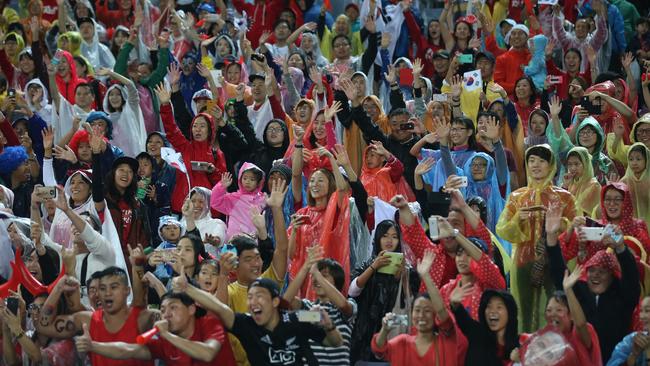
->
xmin=585 ymin=217 xmax=604 ymax=228
xmin=155 ymin=248 xmax=176 ymax=263
xmin=400 ymin=122 xmax=415 ymax=130
xmin=7 ymin=89 xmax=15 ymax=98
xmin=458 ymin=176 xmax=468 ymax=188
xmin=458 ymin=54 xmax=473 ymax=64
xmin=297 ymin=310 xmax=322 ymax=323
xmin=35 ymin=186 xmax=56 ymax=199
xmin=431 ymin=94 xmax=448 ymax=102
xmin=549 ymin=75 xmax=563 ymax=84
xmin=206 ymin=99 xmax=217 ymax=113
xmin=580 ymin=96 xmax=601 ymax=115
xmin=377 ymin=252 xmax=404 ymax=275
xmin=191 ymin=161 xmax=211 ymax=172
xmin=218 ymin=243 xmax=238 ymax=258
xmin=604 ymin=224 xmax=623 ymax=243
xmin=428 ymin=216 xmax=440 ymax=240
xmin=6 ymin=298 xmax=18 ymax=315
xmin=581 ymin=227 xmax=605 ymax=241
xmin=251 ymin=53 xmax=265 ymax=63
xmin=399 ymin=68 xmax=414 ymax=86
xmin=387 ymin=314 xmax=408 ymax=327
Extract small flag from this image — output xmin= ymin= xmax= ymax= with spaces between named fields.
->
xmin=463 ymin=69 xmax=483 ymax=92
xmin=160 ymin=147 xmax=187 ymax=174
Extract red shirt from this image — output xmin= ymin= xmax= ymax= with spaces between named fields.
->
xmin=89 ymin=307 xmax=153 ymax=366
xmin=146 ymin=315 xmax=236 ymax=366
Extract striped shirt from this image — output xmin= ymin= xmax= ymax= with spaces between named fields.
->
xmin=300 ymin=299 xmax=357 ymax=366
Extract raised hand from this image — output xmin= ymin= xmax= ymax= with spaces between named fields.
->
xmin=449 ymin=281 xmax=474 ymax=306
xmin=259 ymin=30 xmax=271 ymax=47
xmin=95 ymin=67 xmax=111 ymax=77
xmin=621 ymin=52 xmax=634 ymax=70
xmin=436 ymin=119 xmax=451 ymax=140
xmin=316 ymin=145 xmax=333 ymax=159
xmin=127 ymin=243 xmax=146 ymax=267
xmin=196 ymin=63 xmax=212 ymax=79
xmin=220 ymin=172 xmax=233 ymax=188
xmin=75 ymin=323 xmax=93 ymax=353
xmin=309 ymin=66 xmax=323 ymax=86
xmin=417 ymin=249 xmax=435 ymax=276
xmin=324 ymin=101 xmax=342 ymax=121
xmin=167 ymin=63 xmax=181 ymax=86
xmin=293 ymin=124 xmax=306 ymax=140
xmin=250 ymin=206 xmax=265 ymax=231
xmin=488 ymin=83 xmax=507 ymax=99
xmin=54 ymin=186 xmax=69 ymax=212
xmin=389 ymin=194 xmax=408 ymax=209
xmin=548 ymin=95 xmax=562 ymax=117
xmin=333 ymin=144 xmax=350 ymax=167
xmin=415 ymin=157 xmax=435 ymax=176
xmin=266 ymin=178 xmax=288 ymax=208
xmin=339 ymin=78 xmax=358 ymax=102
xmin=364 ymin=15 xmax=376 ymax=33
xmin=450 ymin=74 xmax=463 ymax=98
xmin=562 ymin=265 xmax=582 ymax=291
xmin=412 ymin=58 xmax=423 ymax=77
xmin=154 ymin=83 xmax=171 ymax=104
xmin=369 ymin=140 xmax=389 ymax=158
xmin=385 ymin=64 xmax=397 ymax=84
xmin=29 ymin=16 xmax=40 ymax=36
xmin=545 ymin=202 xmax=563 ymax=234
xmin=483 ymin=115 xmax=501 ymax=141
xmin=42 ymin=126 xmax=54 ymax=150
xmin=181 ymin=198 xmax=194 ymax=218
xmin=53 ymin=145 xmax=77 ymax=163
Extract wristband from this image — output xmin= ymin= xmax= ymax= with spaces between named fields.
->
xmin=369 ymin=265 xmax=376 ymax=272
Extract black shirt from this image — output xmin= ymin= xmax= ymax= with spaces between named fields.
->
xmin=230 ymin=312 xmax=327 ymax=366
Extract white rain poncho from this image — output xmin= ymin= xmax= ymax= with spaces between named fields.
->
xmin=102 ymin=82 xmax=146 ymax=157
xmin=25 ymin=78 xmax=53 ymax=125
xmin=80 ymin=18 xmax=115 ymax=71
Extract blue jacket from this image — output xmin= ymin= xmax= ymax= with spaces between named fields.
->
xmin=524 ymin=34 xmax=548 ymax=91
xmin=581 ymin=1 xmax=627 ymax=54
xmin=606 ymin=332 xmax=648 ymax=366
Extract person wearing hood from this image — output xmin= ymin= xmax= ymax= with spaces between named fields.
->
xmin=581 ymin=80 xmax=635 ymax=141
xmin=548 ymin=111 xmax=619 ymax=184
xmin=47 ymin=49 xmax=83 ymax=107
xmin=524 ymin=34 xmax=548 ymax=92
xmin=493 ymin=24 xmax=531 ymax=95
xmin=298 ymin=31 xmax=328 ymax=69
xmin=114 ymin=29 xmax=171 ymax=135
xmin=135 ymin=151 xmax=171 ymax=242
xmin=561 ymin=146 xmax=601 ymax=217
xmin=496 ymin=145 xmax=576 ymax=333
xmin=211 ymin=162 xmax=267 ymax=241
xmin=360 ymin=140 xmax=415 ymax=203
xmin=0 ymin=19 xmax=47 ymax=91
xmin=548 ymin=185 xmax=641 ymax=362
xmin=181 ymin=187 xmax=227 ymax=248
xmin=523 ymin=108 xmax=550 ymax=153
xmin=25 ymin=78 xmax=52 ymax=124
xmin=608 ymin=114 xmax=650 ymax=169
xmin=145 ymin=131 xmax=176 ymax=193
xmin=1 ymin=32 xmax=25 ymax=67
xmin=98 ymin=67 xmax=145 ymax=158
xmin=78 ymin=17 xmax=115 ymax=71
xmin=620 ymin=143 xmax=650 ymax=223
xmin=156 ymin=85 xmax=226 ymax=214
xmin=179 ymin=51 xmax=207 ymax=113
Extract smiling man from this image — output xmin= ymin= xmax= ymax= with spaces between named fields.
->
xmin=74 ymin=292 xmax=236 ymax=365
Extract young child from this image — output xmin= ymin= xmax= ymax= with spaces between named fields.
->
xmin=148 ymin=216 xmax=186 ymax=284
xmin=136 ymin=152 xmax=171 ymax=245
xmin=196 ymin=259 xmax=220 ymax=294
xmin=524 ymin=34 xmax=548 ymax=92
xmin=210 ymin=162 xmax=267 ymax=240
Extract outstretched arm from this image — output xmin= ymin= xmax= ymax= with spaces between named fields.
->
xmin=172 ymin=275 xmax=235 ymax=329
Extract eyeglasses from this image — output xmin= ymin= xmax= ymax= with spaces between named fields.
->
xmin=578 ymin=129 xmax=596 ymax=137
xmin=603 ymin=197 xmax=624 ymax=204
xmin=267 ymin=127 xmax=283 ymax=133
xmin=471 ymin=162 xmax=488 ymax=168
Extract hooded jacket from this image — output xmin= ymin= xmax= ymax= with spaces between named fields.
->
xmin=563 ymin=146 xmax=601 ymax=217
xmin=575 ymin=117 xmax=618 ymax=185
xmin=25 ymin=78 xmax=52 ymax=124
xmin=360 ymin=145 xmax=415 ymax=203
xmin=80 ymin=18 xmax=115 ymax=70
xmin=102 ymin=82 xmax=146 ymax=157
xmin=524 ymin=34 xmax=548 ymax=91
xmin=607 ymin=114 xmax=650 ymax=168
xmin=160 ymin=103 xmax=225 ymax=213
xmin=210 ymin=162 xmax=266 ymax=241
xmin=621 ymin=143 xmax=650 ymax=223
xmin=55 ymin=49 xmax=84 ymax=104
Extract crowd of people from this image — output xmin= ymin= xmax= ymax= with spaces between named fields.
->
xmin=0 ymin=0 xmax=649 ymax=364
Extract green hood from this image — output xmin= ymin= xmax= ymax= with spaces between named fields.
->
xmin=576 ymin=117 xmax=609 ymax=173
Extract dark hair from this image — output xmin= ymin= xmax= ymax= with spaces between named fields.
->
xmin=477 ymin=111 xmax=501 ymax=125
xmin=75 ymin=82 xmax=94 ymax=95
xmin=466 ymin=196 xmax=488 ymax=224
xmin=331 ymin=34 xmax=351 ymax=48
xmin=136 ymin=151 xmax=156 ymax=168
xmin=79 ymin=211 xmax=102 ymax=233
xmin=427 ymin=19 xmax=441 ymax=43
xmin=388 ymin=108 xmax=411 ymax=120
xmin=528 ymin=109 xmax=549 ymax=134
xmin=307 ymin=168 xmax=336 ymax=207
xmin=513 ymin=76 xmax=538 ymax=105
xmin=106 ymin=87 xmax=125 ymax=113
xmin=177 ymin=234 xmax=206 ymax=276
xmin=594 ymin=71 xmax=623 ymax=85
xmin=478 ymin=290 xmax=519 ymax=357
xmin=232 ymin=235 xmax=259 ymax=257
xmin=73 ymin=57 xmax=89 ymax=75
xmin=97 ymin=266 xmax=129 ymax=286
xmin=630 ymin=144 xmax=647 ymax=159
xmin=548 ymin=290 xmax=569 ymax=308
xmin=564 ymin=48 xmax=582 ymax=64
xmin=373 ymin=220 xmax=402 ymax=256
xmin=453 ymin=20 xmax=475 ymax=40
xmin=274 ymin=19 xmax=292 ymax=31
xmin=526 ymin=145 xmax=552 ymax=163
xmin=106 ymin=163 xmax=138 ymax=206
xmin=111 ymin=27 xmax=129 ymax=55
xmin=451 ymin=117 xmax=477 ymax=150
xmin=161 ymin=291 xmax=195 ymax=307
xmin=316 ymin=258 xmax=345 ymax=291
xmin=241 ymin=167 xmax=264 ymax=184
xmin=86 ymin=270 xmax=103 ymax=287
xmin=199 ymin=259 xmax=220 ymax=274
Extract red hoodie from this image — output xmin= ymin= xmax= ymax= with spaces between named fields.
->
xmin=160 ymin=103 xmax=225 ymax=213
xmin=232 ymin=0 xmax=284 ymax=49
xmin=55 ymin=50 xmax=85 ymax=105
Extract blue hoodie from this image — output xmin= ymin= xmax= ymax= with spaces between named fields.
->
xmin=524 ymin=34 xmax=548 ymax=92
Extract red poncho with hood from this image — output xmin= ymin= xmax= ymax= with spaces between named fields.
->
xmin=578 ymin=81 xmax=632 ymax=144
xmin=160 ymin=103 xmax=225 ymax=213
xmin=55 ymin=50 xmax=85 ymax=105
xmin=560 ymin=182 xmax=650 ymax=264
xmin=494 ymin=47 xmax=531 ymax=95
xmin=360 ymin=145 xmax=416 ymax=202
